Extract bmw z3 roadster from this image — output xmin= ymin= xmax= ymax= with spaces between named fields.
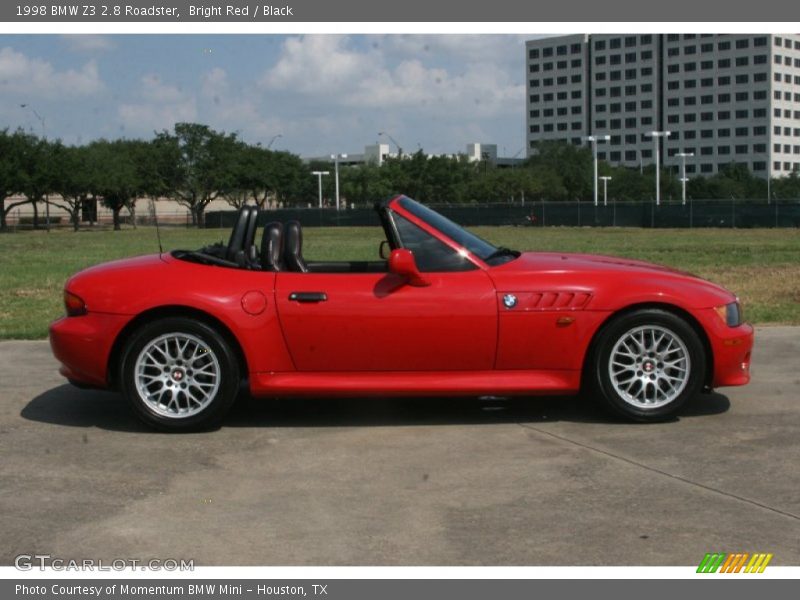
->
xmin=50 ymin=195 xmax=754 ymax=431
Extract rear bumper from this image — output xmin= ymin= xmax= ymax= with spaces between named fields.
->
xmin=49 ymin=313 xmax=130 ymax=388
xmin=696 ymin=309 xmax=754 ymax=388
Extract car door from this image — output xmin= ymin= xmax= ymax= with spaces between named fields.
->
xmin=274 ymin=217 xmax=497 ymax=372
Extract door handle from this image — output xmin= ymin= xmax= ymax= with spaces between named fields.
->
xmin=288 ymin=292 xmax=328 ymax=303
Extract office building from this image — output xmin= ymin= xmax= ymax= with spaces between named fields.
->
xmin=526 ymin=34 xmax=800 ymax=177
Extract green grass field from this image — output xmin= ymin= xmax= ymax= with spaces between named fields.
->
xmin=1 ymin=225 xmax=798 ymax=339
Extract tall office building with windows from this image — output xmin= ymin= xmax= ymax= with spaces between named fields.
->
xmin=526 ymin=34 xmax=800 ymax=178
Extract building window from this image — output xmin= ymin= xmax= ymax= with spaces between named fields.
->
xmin=641 ymin=83 xmax=653 ymax=92
xmin=701 ymin=146 xmax=713 ymax=155
xmin=736 ymin=127 xmax=749 ymax=136
xmin=685 ymin=96 xmax=697 ymax=106
xmin=668 ymin=64 xmax=680 ymax=74
xmin=571 ymin=58 xmax=582 ymax=68
xmin=718 ymin=111 xmax=731 ymax=120
xmin=754 ymin=73 xmax=767 ymax=82
xmin=571 ymin=43 xmax=582 ymax=54
xmin=718 ymin=40 xmax=731 ymax=51
xmin=735 ymin=92 xmax=749 ymax=102
xmin=684 ymin=45 xmax=697 ymax=55
xmin=595 ymin=120 xmax=607 ymax=128
xmin=701 ymin=129 xmax=714 ymax=139
xmin=754 ymin=36 xmax=767 ymax=47
xmin=668 ymin=47 xmax=680 ymax=57
xmin=735 ymin=109 xmax=749 ymax=119
xmin=557 ymin=45 xmax=567 ymax=56
xmin=701 ymin=43 xmax=713 ymax=53
xmin=571 ymin=105 xmax=582 ymax=114
xmin=625 ymin=150 xmax=637 ymax=161
xmin=529 ymin=94 xmax=540 ymax=103
xmin=640 ymin=35 xmax=652 ymax=44
xmin=735 ymin=38 xmax=749 ymax=49
xmin=754 ymin=54 xmax=767 ymax=64
xmin=718 ymin=128 xmax=731 ymax=137
xmin=641 ymin=67 xmax=653 ymax=76
xmin=718 ymin=76 xmax=731 ymax=85
xmin=595 ymin=40 xmax=606 ymax=51
xmin=609 ymin=38 xmax=621 ymax=49
xmin=668 ymin=97 xmax=680 ymax=107
xmin=530 ymin=109 xmax=540 ymax=118
xmin=701 ymin=164 xmax=713 ymax=173
xmin=529 ymin=48 xmax=539 ymax=59
xmin=595 ymin=55 xmax=606 ymax=65
xmin=718 ymin=58 xmax=731 ymax=68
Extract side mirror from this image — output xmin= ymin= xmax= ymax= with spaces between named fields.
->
xmin=388 ymin=249 xmax=431 ymax=287
xmin=379 ymin=240 xmax=390 ymax=260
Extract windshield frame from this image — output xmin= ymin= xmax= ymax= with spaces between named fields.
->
xmin=389 ymin=196 xmax=514 ymax=268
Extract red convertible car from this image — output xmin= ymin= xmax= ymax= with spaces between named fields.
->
xmin=50 ymin=195 xmax=753 ymax=431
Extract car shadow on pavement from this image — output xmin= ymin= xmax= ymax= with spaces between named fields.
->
xmin=21 ymin=383 xmax=731 ymax=432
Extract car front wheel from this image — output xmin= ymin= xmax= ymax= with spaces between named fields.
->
xmin=590 ymin=309 xmax=706 ymax=422
xmin=120 ymin=317 xmax=240 ymax=432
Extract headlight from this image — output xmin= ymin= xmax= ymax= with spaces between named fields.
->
xmin=715 ymin=301 xmax=742 ymax=327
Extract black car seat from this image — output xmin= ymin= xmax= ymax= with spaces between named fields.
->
xmin=241 ymin=206 xmax=259 ymax=267
xmin=260 ymin=221 xmax=285 ymax=271
xmin=283 ymin=220 xmax=308 ymax=273
xmin=225 ymin=206 xmax=253 ymax=263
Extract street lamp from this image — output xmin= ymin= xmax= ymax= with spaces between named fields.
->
xmin=311 ymin=171 xmax=330 ymax=208
xmin=585 ymin=135 xmax=610 ymax=206
xmin=599 ymin=176 xmax=612 ymax=206
xmin=267 ymin=134 xmax=282 ymax=149
xmin=676 ymin=152 xmax=694 ymax=205
xmin=647 ymin=131 xmax=671 ymax=206
xmin=378 ymin=131 xmax=402 ymax=159
xmin=330 ymin=153 xmax=347 ymax=211
xmin=20 ymin=104 xmax=50 ymax=232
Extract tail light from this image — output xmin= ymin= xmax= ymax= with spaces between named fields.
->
xmin=64 ymin=290 xmax=87 ymax=316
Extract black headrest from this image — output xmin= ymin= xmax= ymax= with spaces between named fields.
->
xmin=260 ymin=221 xmax=285 ymax=271
xmin=283 ymin=220 xmax=308 ymax=273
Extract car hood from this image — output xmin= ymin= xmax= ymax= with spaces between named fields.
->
xmin=506 ymin=251 xmax=697 ymax=277
xmin=489 ymin=251 xmax=735 ymax=309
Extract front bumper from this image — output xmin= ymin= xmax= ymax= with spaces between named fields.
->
xmin=696 ymin=308 xmax=754 ymax=388
xmin=49 ymin=312 xmax=130 ymax=388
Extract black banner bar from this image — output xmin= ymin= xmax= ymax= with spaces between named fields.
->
xmin=1 ymin=0 xmax=800 ymax=22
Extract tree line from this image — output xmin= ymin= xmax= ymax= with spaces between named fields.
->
xmin=2 ymin=124 xmax=799 ymax=232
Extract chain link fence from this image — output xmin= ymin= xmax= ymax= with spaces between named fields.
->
xmin=205 ymin=199 xmax=800 ymax=229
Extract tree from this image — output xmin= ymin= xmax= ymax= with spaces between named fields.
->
xmin=49 ymin=143 xmax=89 ymax=231
xmin=0 ymin=129 xmax=28 ymax=232
xmin=154 ymin=123 xmax=239 ymax=227
xmin=90 ymin=140 xmax=144 ymax=231
xmin=17 ymin=132 xmax=56 ymax=229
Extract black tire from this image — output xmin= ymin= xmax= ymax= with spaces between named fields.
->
xmin=119 ymin=317 xmax=241 ymax=432
xmin=588 ymin=308 xmax=706 ymax=422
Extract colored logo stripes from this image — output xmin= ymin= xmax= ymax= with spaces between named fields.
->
xmin=697 ymin=552 xmax=773 ymax=573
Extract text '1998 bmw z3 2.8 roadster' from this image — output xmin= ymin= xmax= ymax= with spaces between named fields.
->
xmin=50 ymin=195 xmax=753 ymax=431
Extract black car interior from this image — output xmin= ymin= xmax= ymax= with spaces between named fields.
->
xmin=173 ymin=206 xmax=390 ymax=273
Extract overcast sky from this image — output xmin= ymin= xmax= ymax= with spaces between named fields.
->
xmin=0 ymin=34 xmax=546 ymax=157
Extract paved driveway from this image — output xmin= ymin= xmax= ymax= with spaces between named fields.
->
xmin=1 ymin=327 xmax=798 ymax=566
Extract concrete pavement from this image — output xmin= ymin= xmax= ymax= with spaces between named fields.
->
xmin=1 ymin=327 xmax=798 ymax=566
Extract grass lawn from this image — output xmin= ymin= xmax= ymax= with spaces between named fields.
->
xmin=1 ymin=225 xmax=798 ymax=339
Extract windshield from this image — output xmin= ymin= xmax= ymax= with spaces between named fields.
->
xmin=396 ymin=197 xmax=500 ymax=262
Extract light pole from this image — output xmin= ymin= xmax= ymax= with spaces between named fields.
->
xmin=676 ymin=151 xmax=694 ymax=205
xmin=311 ymin=171 xmax=329 ymax=208
xmin=647 ymin=131 xmax=671 ymax=206
xmin=378 ymin=131 xmax=402 ymax=159
xmin=600 ymin=176 xmax=612 ymax=206
xmin=331 ymin=153 xmax=347 ymax=211
xmin=20 ymin=104 xmax=50 ymax=232
xmin=267 ymin=134 xmax=282 ymax=149
xmin=585 ymin=135 xmax=610 ymax=206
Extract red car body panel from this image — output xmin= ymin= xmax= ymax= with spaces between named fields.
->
xmin=49 ymin=195 xmax=753 ymax=399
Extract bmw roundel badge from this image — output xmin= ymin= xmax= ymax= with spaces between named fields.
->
xmin=503 ymin=294 xmax=518 ymax=309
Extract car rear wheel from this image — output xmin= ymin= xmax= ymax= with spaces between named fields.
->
xmin=120 ymin=317 xmax=240 ymax=432
xmin=589 ymin=309 xmax=706 ymax=422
